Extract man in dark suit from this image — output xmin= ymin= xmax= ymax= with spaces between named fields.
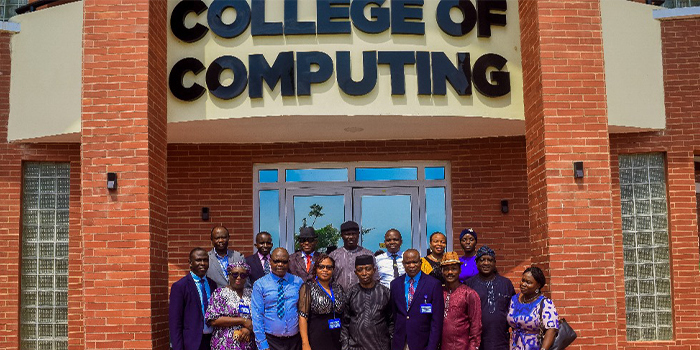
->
xmin=169 ymin=247 xmax=217 ymax=350
xmin=289 ymin=226 xmax=317 ymax=281
xmin=245 ymin=231 xmax=274 ymax=285
xmin=389 ymin=249 xmax=444 ymax=350
xmin=207 ymin=225 xmax=245 ymax=288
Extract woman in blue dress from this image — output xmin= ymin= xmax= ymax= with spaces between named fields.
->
xmin=507 ymin=266 xmax=559 ymax=350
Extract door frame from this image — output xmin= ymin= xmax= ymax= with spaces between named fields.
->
xmin=283 ymin=187 xmax=352 ymax=252
xmin=352 ymin=186 xmax=421 ymax=251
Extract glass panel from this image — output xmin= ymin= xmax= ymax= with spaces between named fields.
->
xmin=426 ymin=187 xmax=447 ymax=237
xmin=258 ymin=169 xmax=278 ymax=183
xmin=425 ymin=167 xmax=445 ymax=180
xmin=259 ymin=190 xmax=280 ymax=247
xmin=355 ymin=167 xmax=418 ymax=181
xmin=286 ymin=168 xmax=348 ymax=182
xmin=21 ymin=162 xmax=70 ymax=348
xmin=619 ymin=154 xmax=672 ymax=342
xmin=293 ymin=195 xmax=346 ymax=252
xmin=358 ymin=194 xmax=412 ymax=253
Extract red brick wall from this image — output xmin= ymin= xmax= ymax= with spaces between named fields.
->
xmin=519 ymin=0 xmax=618 ymax=349
xmin=166 ymin=138 xmax=533 ymax=286
xmin=608 ymin=15 xmax=700 ymax=349
xmin=80 ymin=0 xmax=168 ymax=348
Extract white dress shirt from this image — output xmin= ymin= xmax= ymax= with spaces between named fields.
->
xmin=376 ymin=250 xmax=404 ymax=288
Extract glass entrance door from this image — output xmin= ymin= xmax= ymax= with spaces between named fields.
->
xmin=352 ymin=187 xmax=419 ymax=253
xmin=284 ymin=188 xmax=351 ymax=252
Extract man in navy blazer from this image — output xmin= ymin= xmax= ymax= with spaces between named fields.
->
xmin=169 ymin=247 xmax=217 ymax=350
xmin=390 ymin=249 xmax=444 ymax=350
xmin=245 ymin=231 xmax=274 ymax=285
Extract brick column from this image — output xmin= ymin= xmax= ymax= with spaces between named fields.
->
xmin=81 ymin=0 xmax=169 ymax=348
xmin=519 ymin=1 xmax=617 ymax=348
xmin=0 ymin=29 xmax=21 ymax=350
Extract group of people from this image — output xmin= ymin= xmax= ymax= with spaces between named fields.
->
xmin=169 ymin=222 xmax=561 ymax=350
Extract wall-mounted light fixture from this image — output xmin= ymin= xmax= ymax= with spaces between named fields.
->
xmin=574 ymin=162 xmax=584 ymax=179
xmin=201 ymin=207 xmax=210 ymax=221
xmin=501 ymin=200 xmax=509 ymax=214
xmin=107 ymin=172 xmax=117 ymax=190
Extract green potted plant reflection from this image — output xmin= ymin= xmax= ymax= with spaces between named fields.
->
xmin=296 ymin=203 xmax=372 ymax=253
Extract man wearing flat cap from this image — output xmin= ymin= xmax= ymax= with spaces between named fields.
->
xmin=329 ymin=220 xmax=376 ymax=291
xmin=289 ymin=226 xmax=318 ymax=281
xmin=341 ymin=255 xmax=392 ymax=350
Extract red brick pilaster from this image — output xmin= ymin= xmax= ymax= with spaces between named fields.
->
xmin=81 ymin=0 xmax=169 ymax=348
xmin=0 ymin=30 xmax=21 ymax=350
xmin=519 ymin=1 xmax=617 ymax=349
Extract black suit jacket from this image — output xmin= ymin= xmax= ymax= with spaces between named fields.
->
xmin=289 ymin=251 xmax=315 ymax=282
xmin=245 ymin=253 xmax=267 ymax=285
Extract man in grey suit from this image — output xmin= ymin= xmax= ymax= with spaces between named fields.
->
xmin=207 ymin=225 xmax=245 ymax=288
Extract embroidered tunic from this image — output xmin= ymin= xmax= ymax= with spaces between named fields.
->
xmin=441 ymin=284 xmax=482 ymax=350
xmin=341 ymin=283 xmax=392 ymax=350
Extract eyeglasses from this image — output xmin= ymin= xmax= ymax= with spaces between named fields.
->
xmin=272 ymin=259 xmax=289 ymax=264
xmin=317 ymin=264 xmax=334 ymax=270
xmin=299 ymin=238 xmax=316 ymax=243
xmin=230 ymin=272 xmax=249 ymax=279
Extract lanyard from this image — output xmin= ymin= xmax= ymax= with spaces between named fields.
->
xmin=316 ymin=279 xmax=337 ymax=319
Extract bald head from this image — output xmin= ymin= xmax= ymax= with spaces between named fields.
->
xmin=402 ymin=249 xmax=421 ymax=278
xmin=270 ymin=248 xmax=290 ymax=277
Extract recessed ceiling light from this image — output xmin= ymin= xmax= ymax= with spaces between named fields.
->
xmin=344 ymin=127 xmax=364 ymax=133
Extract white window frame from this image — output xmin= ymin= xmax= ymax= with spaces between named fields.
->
xmin=253 ymin=161 xmax=452 ymax=253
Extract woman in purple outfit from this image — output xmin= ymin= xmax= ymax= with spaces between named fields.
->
xmin=205 ymin=261 xmax=255 ymax=350
xmin=458 ymin=228 xmax=479 ymax=283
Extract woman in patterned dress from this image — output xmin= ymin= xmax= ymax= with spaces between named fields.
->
xmin=507 ymin=266 xmax=560 ymax=350
xmin=205 ymin=261 xmax=255 ymax=350
xmin=420 ymin=232 xmax=447 ymax=284
xmin=298 ymin=253 xmax=347 ymax=350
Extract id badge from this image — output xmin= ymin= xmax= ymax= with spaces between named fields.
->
xmin=420 ymin=303 xmax=433 ymax=314
xmin=238 ymin=305 xmax=251 ymax=315
xmin=328 ymin=318 xmax=341 ymax=329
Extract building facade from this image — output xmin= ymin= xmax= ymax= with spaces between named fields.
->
xmin=1 ymin=0 xmax=699 ymax=349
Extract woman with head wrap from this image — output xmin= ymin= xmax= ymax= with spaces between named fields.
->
xmin=205 ymin=260 xmax=255 ymax=350
xmin=465 ymin=246 xmax=516 ymax=350
xmin=458 ymin=228 xmax=479 ymax=283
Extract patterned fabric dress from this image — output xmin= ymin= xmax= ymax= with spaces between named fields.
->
xmin=420 ymin=257 xmax=445 ymax=284
xmin=507 ymin=294 xmax=559 ymax=350
xmin=204 ymin=287 xmax=254 ymax=350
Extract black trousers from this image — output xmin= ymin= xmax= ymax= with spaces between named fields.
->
xmin=266 ymin=333 xmax=301 ymax=350
xmin=198 ymin=334 xmax=212 ymax=350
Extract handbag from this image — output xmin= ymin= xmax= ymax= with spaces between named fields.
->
xmin=537 ymin=298 xmax=577 ymax=350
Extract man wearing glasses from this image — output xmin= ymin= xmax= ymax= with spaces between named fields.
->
xmin=289 ymin=226 xmax=318 ymax=282
xmin=252 ymin=247 xmax=304 ymax=350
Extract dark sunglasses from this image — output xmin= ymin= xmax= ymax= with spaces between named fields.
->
xmin=317 ymin=264 xmax=334 ymax=270
xmin=299 ymin=238 xmax=316 ymax=243
xmin=230 ymin=272 xmax=249 ymax=279
xmin=272 ymin=259 xmax=289 ymax=264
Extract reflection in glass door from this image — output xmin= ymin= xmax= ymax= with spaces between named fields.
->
xmin=284 ymin=188 xmax=351 ymax=252
xmin=352 ymin=188 xmax=419 ymax=253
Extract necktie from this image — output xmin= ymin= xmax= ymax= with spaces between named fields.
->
xmin=391 ymin=254 xmax=399 ymax=278
xmin=263 ymin=256 xmax=271 ymax=275
xmin=276 ymin=278 xmax=285 ymax=319
xmin=199 ymin=277 xmax=208 ymax=314
xmin=408 ymin=278 xmax=415 ymax=308
xmin=305 ymin=255 xmax=312 ymax=272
